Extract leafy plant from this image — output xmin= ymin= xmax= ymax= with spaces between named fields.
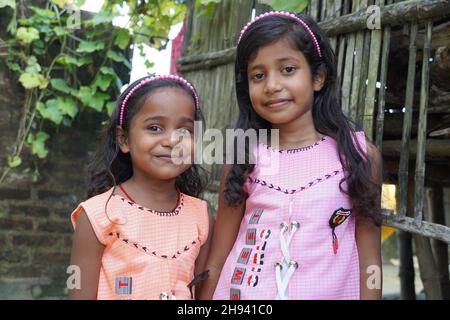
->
xmin=0 ymin=0 xmax=187 ymax=184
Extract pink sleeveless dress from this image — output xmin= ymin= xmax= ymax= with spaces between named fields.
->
xmin=213 ymin=132 xmax=366 ymax=300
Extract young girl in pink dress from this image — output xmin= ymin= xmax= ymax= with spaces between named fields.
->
xmin=200 ymin=12 xmax=382 ymax=300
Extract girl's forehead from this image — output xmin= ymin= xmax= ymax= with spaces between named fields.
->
xmin=248 ymin=38 xmax=306 ymax=67
xmin=136 ymin=87 xmax=195 ymax=120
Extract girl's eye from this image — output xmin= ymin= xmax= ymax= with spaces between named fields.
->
xmin=282 ymin=66 xmax=297 ymax=74
xmin=177 ymin=128 xmax=192 ymax=136
xmin=148 ymin=125 xmax=162 ymax=132
xmin=251 ymin=72 xmax=264 ymax=81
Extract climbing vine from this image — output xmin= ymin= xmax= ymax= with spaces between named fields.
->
xmin=0 ymin=0 xmax=187 ymax=184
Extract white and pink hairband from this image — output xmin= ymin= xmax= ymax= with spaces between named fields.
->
xmin=238 ymin=11 xmax=322 ymax=59
xmin=119 ymin=74 xmax=200 ymax=127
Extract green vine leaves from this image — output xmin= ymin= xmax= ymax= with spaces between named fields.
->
xmin=1 ymin=0 xmax=185 ymax=184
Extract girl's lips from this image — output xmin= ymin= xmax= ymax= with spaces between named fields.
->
xmin=264 ymin=99 xmax=292 ymax=108
xmin=155 ymin=155 xmax=185 ymax=164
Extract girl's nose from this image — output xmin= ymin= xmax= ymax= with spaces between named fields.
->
xmin=264 ymin=75 xmax=282 ymax=94
xmin=161 ymin=130 xmax=182 ymax=148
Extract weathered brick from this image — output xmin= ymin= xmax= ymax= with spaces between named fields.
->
xmin=0 ymin=217 xmax=33 ymax=231
xmin=3 ymin=264 xmax=43 ymax=278
xmin=13 ymin=234 xmax=63 ymax=248
xmin=8 ymin=205 xmax=50 ymax=218
xmin=0 ymin=233 xmax=11 ymax=246
xmin=0 ymin=246 xmax=29 ymax=264
xmin=37 ymin=220 xmax=72 ymax=233
xmin=37 ymin=190 xmax=78 ymax=204
xmin=55 ymin=208 xmax=77 ymax=220
xmin=0 ymin=188 xmax=31 ymax=200
xmin=31 ymin=251 xmax=71 ymax=266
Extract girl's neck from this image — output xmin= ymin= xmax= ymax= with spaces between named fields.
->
xmin=272 ymin=111 xmax=322 ymax=149
xmin=118 ymin=174 xmax=179 ymax=211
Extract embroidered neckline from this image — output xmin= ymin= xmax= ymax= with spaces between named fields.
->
xmin=247 ymin=168 xmax=342 ymax=194
xmin=106 ymin=231 xmax=198 ymax=259
xmin=113 ymin=193 xmax=185 ymax=216
xmin=261 ymin=136 xmax=326 ymax=154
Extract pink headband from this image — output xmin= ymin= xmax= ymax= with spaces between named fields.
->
xmin=119 ymin=74 xmax=200 ymax=127
xmin=238 ymin=11 xmax=322 ymax=59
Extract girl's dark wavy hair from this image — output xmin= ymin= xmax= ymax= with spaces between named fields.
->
xmin=226 ymin=13 xmax=381 ymax=225
xmin=87 ymin=76 xmax=208 ymax=199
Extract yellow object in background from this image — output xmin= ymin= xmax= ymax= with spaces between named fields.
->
xmin=382 ymin=226 xmax=397 ymax=243
xmin=381 ymin=184 xmax=397 ymax=243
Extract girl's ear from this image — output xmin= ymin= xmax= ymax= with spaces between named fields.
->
xmin=313 ymin=66 xmax=326 ymax=92
xmin=116 ymin=126 xmax=130 ymax=153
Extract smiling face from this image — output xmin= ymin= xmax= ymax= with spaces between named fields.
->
xmin=247 ymin=37 xmax=324 ymax=130
xmin=117 ymin=86 xmax=196 ymax=181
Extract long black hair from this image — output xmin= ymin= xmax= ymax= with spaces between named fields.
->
xmin=87 ymin=76 xmax=208 ymax=199
xmin=225 ymin=13 xmax=381 ymax=225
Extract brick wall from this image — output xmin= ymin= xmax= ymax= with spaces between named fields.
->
xmin=0 ymin=50 xmax=116 ymax=300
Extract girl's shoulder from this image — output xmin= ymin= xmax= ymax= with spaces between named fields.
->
xmin=180 ymin=193 xmax=209 ymax=213
xmin=179 ymin=193 xmax=210 ymax=245
xmin=80 ymin=187 xmax=115 ymax=207
xmin=70 ymin=187 xmax=118 ymax=245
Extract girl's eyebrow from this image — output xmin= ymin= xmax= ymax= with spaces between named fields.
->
xmin=249 ymin=56 xmax=301 ymax=71
xmin=277 ymin=56 xmax=300 ymax=63
xmin=144 ymin=115 xmax=195 ymax=124
xmin=179 ymin=117 xmax=195 ymax=124
xmin=144 ymin=115 xmax=165 ymax=122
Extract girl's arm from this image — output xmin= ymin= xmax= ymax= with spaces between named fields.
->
xmin=197 ymin=165 xmax=246 ymax=300
xmin=193 ymin=212 xmax=215 ymax=298
xmin=356 ymin=142 xmax=382 ymax=300
xmin=68 ymin=210 xmax=105 ymax=300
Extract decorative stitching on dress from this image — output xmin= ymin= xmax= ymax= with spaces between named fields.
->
xmin=107 ymin=231 xmax=197 ymax=259
xmin=247 ymin=168 xmax=342 ymax=194
xmin=116 ymin=193 xmax=184 ymax=216
xmin=263 ymin=137 xmax=326 ymax=154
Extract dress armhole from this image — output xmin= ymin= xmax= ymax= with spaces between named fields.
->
xmin=71 ymin=203 xmax=108 ymax=246
xmin=197 ymin=200 xmax=209 ymax=245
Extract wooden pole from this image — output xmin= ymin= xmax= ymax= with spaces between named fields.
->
xmin=428 ymin=186 xmax=450 ymax=300
xmin=374 ymin=15 xmax=391 ymax=148
xmin=310 ymin=0 xmax=320 ymax=21
xmin=397 ymin=229 xmax=417 ymax=299
xmin=363 ymin=0 xmax=383 ymax=138
xmin=413 ymin=21 xmax=432 ymax=226
xmin=414 ymin=186 xmax=442 ymax=299
xmin=396 ymin=177 xmax=418 ymax=300
xmin=349 ymin=0 xmax=365 ymax=122
xmin=397 ymin=23 xmax=417 ymax=219
xmin=320 ymin=0 xmax=450 ymax=36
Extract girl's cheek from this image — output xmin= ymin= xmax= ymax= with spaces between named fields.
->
xmin=176 ymin=138 xmax=195 ymax=163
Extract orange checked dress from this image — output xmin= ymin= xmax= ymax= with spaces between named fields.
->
xmin=71 ymin=187 xmax=209 ymax=300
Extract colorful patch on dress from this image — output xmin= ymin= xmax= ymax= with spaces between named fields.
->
xmin=230 ymin=288 xmax=241 ymax=300
xmin=259 ymin=229 xmax=271 ymax=240
xmin=247 ymin=274 xmax=259 ymax=287
xmin=249 ymin=209 xmax=264 ymax=224
xmin=329 ymin=208 xmax=352 ymax=227
xmin=231 ymin=267 xmax=246 ymax=285
xmin=255 ymin=241 xmax=267 ymax=251
xmin=237 ymin=248 xmax=252 ymax=264
xmin=252 ymin=252 xmax=264 ymax=265
xmin=328 ymin=208 xmax=352 ymax=254
xmin=246 ymin=228 xmax=256 ymax=245
xmin=115 ymin=276 xmax=132 ymax=295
